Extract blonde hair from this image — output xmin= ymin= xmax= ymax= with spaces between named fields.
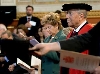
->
xmin=63 ymin=27 xmax=73 ymax=35
xmin=41 ymin=12 xmax=63 ymax=30
xmin=1 ymin=30 xmax=12 ymax=37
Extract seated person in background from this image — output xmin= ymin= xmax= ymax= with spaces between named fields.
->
xmin=0 ymin=24 xmax=7 ymax=50
xmin=0 ymin=24 xmax=7 ymax=38
xmin=1 ymin=30 xmax=15 ymax=74
xmin=55 ymin=10 xmax=68 ymax=28
xmin=38 ymin=27 xmax=44 ymax=43
xmin=38 ymin=26 xmax=50 ymax=43
xmin=42 ymin=26 xmax=50 ymax=39
xmin=18 ymin=5 xmax=41 ymax=42
xmin=1 ymin=30 xmax=13 ymax=39
xmin=0 ymin=24 xmax=9 ymax=74
xmin=1 ymin=30 xmax=31 ymax=74
xmin=17 ymin=24 xmax=34 ymax=40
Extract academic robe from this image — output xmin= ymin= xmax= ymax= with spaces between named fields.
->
xmin=67 ymin=23 xmax=93 ymax=74
xmin=59 ymin=21 xmax=100 ymax=74
xmin=61 ymin=22 xmax=93 ymax=74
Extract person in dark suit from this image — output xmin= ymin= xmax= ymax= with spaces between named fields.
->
xmin=18 ymin=5 xmax=41 ymax=42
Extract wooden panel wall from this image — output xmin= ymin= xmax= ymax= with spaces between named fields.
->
xmin=7 ymin=11 xmax=100 ymax=32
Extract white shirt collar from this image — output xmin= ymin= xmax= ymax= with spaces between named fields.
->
xmin=26 ymin=16 xmax=32 ymax=19
xmin=74 ymin=20 xmax=87 ymax=32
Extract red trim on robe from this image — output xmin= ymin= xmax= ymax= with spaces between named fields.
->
xmin=60 ymin=23 xmax=93 ymax=74
xmin=68 ymin=24 xmax=93 ymax=74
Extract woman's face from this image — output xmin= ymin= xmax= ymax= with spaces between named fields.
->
xmin=17 ymin=29 xmax=26 ymax=38
xmin=44 ymin=24 xmax=58 ymax=35
xmin=38 ymin=28 xmax=43 ymax=37
xmin=42 ymin=27 xmax=50 ymax=38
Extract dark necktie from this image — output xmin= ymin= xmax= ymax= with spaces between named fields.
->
xmin=70 ymin=31 xmax=78 ymax=37
xmin=27 ymin=18 xmax=31 ymax=22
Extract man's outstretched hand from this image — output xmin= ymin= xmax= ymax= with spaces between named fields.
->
xmin=29 ymin=43 xmax=52 ymax=55
xmin=91 ymin=66 xmax=100 ymax=74
xmin=29 ymin=42 xmax=61 ymax=55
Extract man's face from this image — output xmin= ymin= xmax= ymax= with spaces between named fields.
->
xmin=0 ymin=29 xmax=5 ymax=37
xmin=43 ymin=24 xmax=58 ymax=35
xmin=1 ymin=33 xmax=9 ymax=39
xmin=66 ymin=10 xmax=81 ymax=28
xmin=1 ymin=33 xmax=12 ymax=39
xmin=26 ymin=7 xmax=33 ymax=16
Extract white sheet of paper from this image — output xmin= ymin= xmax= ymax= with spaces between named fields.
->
xmin=17 ymin=58 xmax=30 ymax=69
xmin=29 ymin=21 xmax=36 ymax=26
xmin=60 ymin=50 xmax=100 ymax=72
xmin=35 ymin=70 xmax=38 ymax=74
xmin=31 ymin=55 xmax=41 ymax=66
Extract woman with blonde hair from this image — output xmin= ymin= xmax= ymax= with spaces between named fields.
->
xmin=40 ymin=12 xmax=66 ymax=74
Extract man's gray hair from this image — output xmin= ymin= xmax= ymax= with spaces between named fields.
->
xmin=0 ymin=24 xmax=7 ymax=31
xmin=77 ymin=9 xmax=87 ymax=18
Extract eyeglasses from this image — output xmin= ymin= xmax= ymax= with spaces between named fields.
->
xmin=43 ymin=26 xmax=52 ymax=30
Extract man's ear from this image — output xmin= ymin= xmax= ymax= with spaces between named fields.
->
xmin=79 ymin=13 xmax=84 ymax=19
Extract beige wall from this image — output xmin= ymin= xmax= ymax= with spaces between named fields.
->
xmin=0 ymin=0 xmax=100 ymax=12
